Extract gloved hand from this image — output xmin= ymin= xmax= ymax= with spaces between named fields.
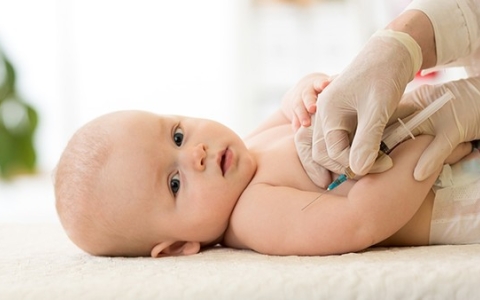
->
xmin=398 ymin=76 xmax=480 ymax=181
xmin=312 ymin=29 xmax=423 ymax=175
xmin=295 ymin=105 xmax=414 ymax=188
xmin=295 ymin=117 xmax=331 ymax=189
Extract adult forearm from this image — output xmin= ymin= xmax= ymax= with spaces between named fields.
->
xmin=402 ymin=0 xmax=480 ymax=70
xmin=386 ymin=9 xmax=437 ymax=69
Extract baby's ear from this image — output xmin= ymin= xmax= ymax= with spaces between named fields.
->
xmin=150 ymin=241 xmax=200 ymax=258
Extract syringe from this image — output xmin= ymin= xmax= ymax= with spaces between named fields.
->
xmin=326 ymin=89 xmax=454 ymax=191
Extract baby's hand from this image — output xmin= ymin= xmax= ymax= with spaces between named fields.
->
xmin=444 ymin=142 xmax=473 ymax=165
xmin=281 ymin=73 xmax=332 ymax=131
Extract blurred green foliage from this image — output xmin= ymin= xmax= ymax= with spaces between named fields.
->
xmin=0 ymin=49 xmax=38 ymax=179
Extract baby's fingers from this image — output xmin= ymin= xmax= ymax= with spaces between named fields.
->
xmin=313 ymin=79 xmax=330 ymax=92
xmin=293 ymin=101 xmax=312 ymax=128
xmin=292 ymin=115 xmax=301 ymax=131
xmin=313 ymin=75 xmax=335 ymax=93
xmin=301 ymin=89 xmax=318 ymax=114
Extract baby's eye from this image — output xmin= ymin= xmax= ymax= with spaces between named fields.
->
xmin=173 ymin=127 xmax=184 ymax=146
xmin=170 ymin=174 xmax=180 ymax=196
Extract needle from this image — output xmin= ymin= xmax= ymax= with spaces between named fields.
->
xmin=301 ymin=190 xmax=327 ymax=211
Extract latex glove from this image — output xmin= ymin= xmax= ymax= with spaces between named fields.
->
xmin=295 ymin=104 xmax=416 ymax=188
xmin=281 ymin=73 xmax=331 ymax=131
xmin=312 ymin=29 xmax=423 ymax=175
xmin=295 ymin=117 xmax=331 ymax=189
xmin=398 ymin=76 xmax=480 ymax=181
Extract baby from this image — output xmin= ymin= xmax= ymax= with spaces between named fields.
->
xmin=54 ymin=73 xmax=479 ymax=257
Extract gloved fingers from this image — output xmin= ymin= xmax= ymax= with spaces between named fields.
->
xmin=307 ymin=115 xmax=347 ymax=174
xmin=319 ymin=129 xmax=352 ymax=174
xmin=307 ymin=29 xmax=420 ymax=176
xmin=311 ymin=138 xmax=346 ymax=175
xmin=413 ymin=134 xmax=457 ymax=181
xmin=349 ymin=145 xmax=383 ymax=176
xmin=350 ymin=113 xmax=389 ymax=176
xmin=386 ymin=100 xmax=418 ymax=127
xmin=368 ymin=153 xmax=393 ymax=173
xmin=294 ymin=125 xmax=332 ymax=188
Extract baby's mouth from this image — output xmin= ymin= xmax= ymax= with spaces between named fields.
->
xmin=220 ymin=148 xmax=232 ymax=176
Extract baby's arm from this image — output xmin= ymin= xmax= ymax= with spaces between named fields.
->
xmin=231 ymin=135 xmax=440 ymax=256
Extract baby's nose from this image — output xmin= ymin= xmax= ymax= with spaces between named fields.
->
xmin=183 ymin=143 xmax=206 ymax=171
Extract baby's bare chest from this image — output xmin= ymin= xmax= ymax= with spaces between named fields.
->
xmin=245 ymin=125 xmax=321 ymax=191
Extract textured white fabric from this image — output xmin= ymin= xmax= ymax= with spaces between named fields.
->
xmin=1 ymin=223 xmax=480 ymax=300
xmin=430 ymin=177 xmax=480 ymax=245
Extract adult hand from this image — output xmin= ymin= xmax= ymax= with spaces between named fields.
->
xmin=295 ymin=104 xmax=417 ymax=188
xmin=312 ymin=30 xmax=423 ymax=175
xmin=294 ymin=117 xmax=331 ymax=189
xmin=399 ymin=76 xmax=480 ymax=181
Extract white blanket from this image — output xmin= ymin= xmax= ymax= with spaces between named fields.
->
xmin=1 ymin=223 xmax=480 ymax=299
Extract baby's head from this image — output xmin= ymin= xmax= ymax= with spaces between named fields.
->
xmin=54 ymin=110 xmax=256 ymax=257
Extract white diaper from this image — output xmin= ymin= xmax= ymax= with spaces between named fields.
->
xmin=429 ymin=149 xmax=480 ymax=245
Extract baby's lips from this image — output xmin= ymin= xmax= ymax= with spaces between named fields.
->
xmin=217 ymin=149 xmax=226 ymax=172
xmin=221 ymin=148 xmax=233 ymax=176
xmin=217 ymin=148 xmax=233 ymax=176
